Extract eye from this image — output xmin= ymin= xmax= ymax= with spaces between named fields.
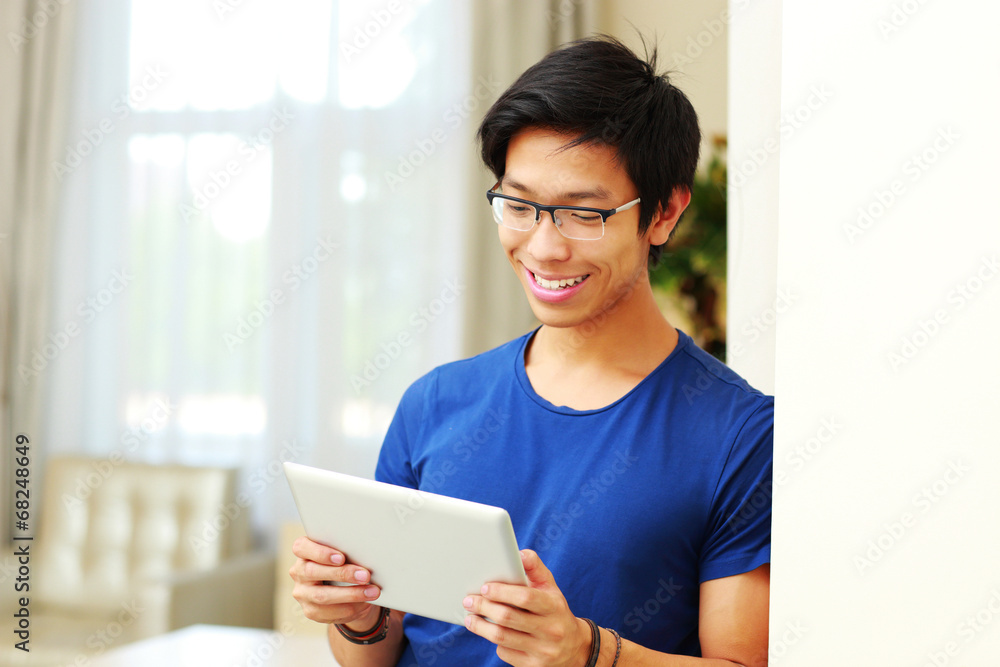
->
xmin=566 ymin=211 xmax=602 ymax=225
xmin=506 ymin=204 xmax=534 ymax=217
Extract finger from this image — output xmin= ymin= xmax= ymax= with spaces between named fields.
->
xmin=479 ymin=580 xmax=548 ymax=616
xmin=288 ymin=540 xmax=373 ymax=586
xmin=291 ymin=535 xmax=347 ymax=566
xmin=291 ymin=575 xmax=382 ymax=625
xmin=288 ymin=557 xmax=374 ymax=588
xmin=308 ymin=580 xmax=382 ymax=605
xmin=463 ymin=593 xmax=531 ymax=632
xmin=292 ymin=582 xmax=377 ymax=625
xmin=464 ymin=611 xmax=533 ymax=652
xmin=495 ymin=646 xmax=530 ymax=667
xmin=519 ymin=549 xmax=555 ymax=588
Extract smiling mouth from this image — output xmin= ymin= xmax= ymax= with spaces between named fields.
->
xmin=532 ymin=272 xmax=589 ymax=290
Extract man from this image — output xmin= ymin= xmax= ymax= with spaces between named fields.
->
xmin=291 ymin=35 xmax=772 ymax=667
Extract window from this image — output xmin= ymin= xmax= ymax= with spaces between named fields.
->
xmin=46 ymin=0 xmax=470 ymax=537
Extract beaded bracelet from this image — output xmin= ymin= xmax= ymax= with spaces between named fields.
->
xmin=606 ymin=627 xmax=622 ymax=667
xmin=334 ymin=606 xmax=390 ymax=645
xmin=581 ymin=622 xmax=622 ymax=667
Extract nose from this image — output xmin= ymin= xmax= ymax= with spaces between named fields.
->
xmin=525 ymin=209 xmax=571 ymax=262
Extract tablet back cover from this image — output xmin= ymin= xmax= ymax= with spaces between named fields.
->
xmin=284 ymin=462 xmax=526 ymax=625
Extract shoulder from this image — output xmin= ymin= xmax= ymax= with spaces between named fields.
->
xmin=378 ymin=332 xmax=531 ymax=481
xmin=642 ymin=331 xmax=773 ymax=459
xmin=397 ymin=330 xmax=530 ymax=409
xmin=667 ymin=331 xmax=773 ymax=416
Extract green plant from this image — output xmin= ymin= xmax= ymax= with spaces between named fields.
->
xmin=650 ymin=135 xmax=727 ymax=360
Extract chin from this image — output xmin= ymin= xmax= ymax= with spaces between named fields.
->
xmin=523 ymin=300 xmax=586 ymax=330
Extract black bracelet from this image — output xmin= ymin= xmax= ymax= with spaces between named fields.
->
xmin=582 ymin=618 xmax=601 ymax=667
xmin=606 ymin=627 xmax=621 ymax=667
xmin=335 ymin=606 xmax=390 ymax=645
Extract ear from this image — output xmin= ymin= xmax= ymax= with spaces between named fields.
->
xmin=646 ymin=187 xmax=692 ymax=247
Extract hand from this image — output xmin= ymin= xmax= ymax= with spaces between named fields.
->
xmin=462 ymin=549 xmax=592 ymax=667
xmin=288 ymin=536 xmax=383 ymax=630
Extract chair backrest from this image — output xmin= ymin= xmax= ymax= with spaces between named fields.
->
xmin=34 ymin=456 xmax=249 ymax=611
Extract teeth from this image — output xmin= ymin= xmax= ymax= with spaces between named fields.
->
xmin=533 ymin=273 xmax=587 ymax=290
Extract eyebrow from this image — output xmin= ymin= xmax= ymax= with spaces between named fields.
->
xmin=501 ymin=177 xmax=614 ymax=203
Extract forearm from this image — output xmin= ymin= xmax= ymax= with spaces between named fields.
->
xmin=598 ymin=628 xmax=760 ymax=667
xmin=328 ymin=608 xmax=407 ymax=667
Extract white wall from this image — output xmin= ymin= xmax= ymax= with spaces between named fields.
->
xmin=732 ymin=1 xmax=1000 ymax=664
xmin=726 ymin=0 xmax=781 ymax=392
xmin=602 ymin=0 xmax=729 ymax=161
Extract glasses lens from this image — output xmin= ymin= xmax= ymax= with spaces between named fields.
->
xmin=492 ymin=196 xmax=537 ymax=231
xmin=553 ymin=209 xmax=605 ymax=240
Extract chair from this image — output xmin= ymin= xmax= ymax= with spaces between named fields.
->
xmin=0 ymin=456 xmax=275 ymax=666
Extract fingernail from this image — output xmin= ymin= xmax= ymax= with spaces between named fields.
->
xmin=330 ymin=554 xmax=345 ymax=565
xmin=364 ymin=586 xmax=379 ymax=599
xmin=463 ymin=596 xmax=473 ymax=609
xmin=481 ymin=584 xmax=489 ymax=595
xmin=354 ymin=570 xmax=369 ymax=583
xmin=464 ymin=615 xmax=473 ymax=628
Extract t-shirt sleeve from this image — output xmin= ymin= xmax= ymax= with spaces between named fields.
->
xmin=699 ymin=398 xmax=773 ymax=583
xmin=374 ymin=372 xmax=431 ymax=490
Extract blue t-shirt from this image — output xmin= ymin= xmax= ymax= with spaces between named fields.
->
xmin=376 ymin=329 xmax=772 ymax=666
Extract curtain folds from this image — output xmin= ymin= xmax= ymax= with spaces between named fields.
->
xmin=0 ymin=1 xmax=77 ymax=541
xmin=40 ymin=0 xmax=475 ymax=546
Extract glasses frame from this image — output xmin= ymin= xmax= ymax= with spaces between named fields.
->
xmin=486 ymin=182 xmax=641 ymax=241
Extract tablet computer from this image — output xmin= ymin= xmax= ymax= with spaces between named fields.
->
xmin=283 ymin=462 xmax=527 ymax=625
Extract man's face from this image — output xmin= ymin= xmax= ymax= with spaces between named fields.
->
xmin=498 ymin=127 xmax=669 ymax=330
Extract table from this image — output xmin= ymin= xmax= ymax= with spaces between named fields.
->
xmin=90 ymin=624 xmax=336 ymax=666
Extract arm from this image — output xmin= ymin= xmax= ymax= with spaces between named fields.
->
xmin=464 ymin=551 xmax=769 ymax=667
xmin=698 ymin=564 xmax=770 ymax=665
xmin=327 ymin=607 xmax=408 ymax=667
xmin=608 ymin=564 xmax=770 ymax=666
xmin=289 ymin=536 xmax=407 ymax=667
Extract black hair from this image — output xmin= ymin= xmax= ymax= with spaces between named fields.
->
xmin=477 ymin=35 xmax=701 ymax=266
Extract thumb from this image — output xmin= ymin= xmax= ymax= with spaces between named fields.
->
xmin=520 ymin=549 xmax=555 ymax=588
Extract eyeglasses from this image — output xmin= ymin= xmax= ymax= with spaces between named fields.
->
xmin=486 ymin=182 xmax=640 ymax=241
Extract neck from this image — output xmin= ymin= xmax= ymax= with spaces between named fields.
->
xmin=530 ymin=276 xmax=677 ymax=372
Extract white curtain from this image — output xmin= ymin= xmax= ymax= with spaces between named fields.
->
xmin=0 ymin=0 xmax=77 ymax=541
xmin=42 ymin=0 xmax=473 ymax=544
